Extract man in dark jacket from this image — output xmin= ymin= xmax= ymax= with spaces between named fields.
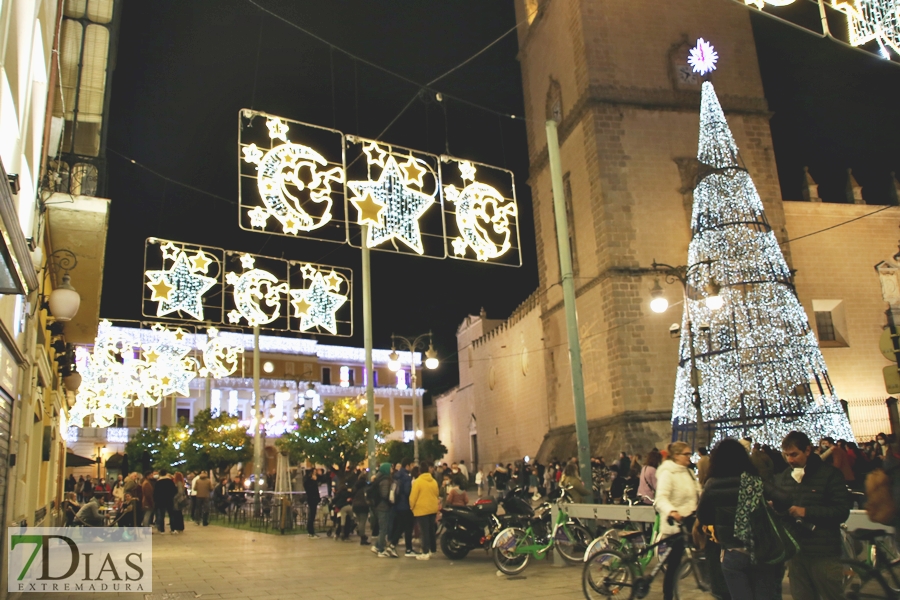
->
xmin=777 ymin=431 xmax=851 ymax=600
xmin=303 ymin=469 xmax=321 ymax=538
xmin=390 ymin=458 xmax=415 ymax=557
xmin=153 ymin=470 xmax=177 ymax=533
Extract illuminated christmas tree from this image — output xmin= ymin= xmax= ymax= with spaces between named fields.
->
xmin=670 ymin=80 xmax=855 ymax=446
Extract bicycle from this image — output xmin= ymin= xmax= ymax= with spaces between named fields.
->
xmin=582 ymin=517 xmax=709 ymax=600
xmin=492 ymin=489 xmax=593 ymax=575
xmin=843 ymin=557 xmax=900 ymax=599
xmin=842 ymin=527 xmax=900 ymax=599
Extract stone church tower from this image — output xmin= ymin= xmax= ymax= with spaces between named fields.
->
xmin=437 ymin=0 xmax=898 ymax=466
xmin=514 ymin=0 xmax=788 ymax=456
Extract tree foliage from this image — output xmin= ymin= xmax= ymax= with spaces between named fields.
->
xmin=183 ymin=409 xmax=252 ymax=477
xmin=124 ymin=409 xmax=251 ymax=476
xmin=378 ymin=438 xmax=448 ymax=465
xmin=276 ymin=399 xmax=392 ymax=470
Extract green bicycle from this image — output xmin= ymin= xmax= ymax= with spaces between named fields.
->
xmin=492 ymin=491 xmax=593 ymax=575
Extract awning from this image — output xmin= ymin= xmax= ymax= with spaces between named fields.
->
xmin=0 ymin=160 xmax=39 ymax=294
xmin=65 ymin=452 xmax=99 ymax=467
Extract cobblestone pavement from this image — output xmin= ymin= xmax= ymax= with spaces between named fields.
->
xmin=40 ymin=524 xmax=791 ymax=600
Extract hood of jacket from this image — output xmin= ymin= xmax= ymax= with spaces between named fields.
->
xmin=656 ymin=459 xmax=690 ymax=477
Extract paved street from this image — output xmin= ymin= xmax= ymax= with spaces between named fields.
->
xmin=29 ymin=523 xmax=795 ymax=600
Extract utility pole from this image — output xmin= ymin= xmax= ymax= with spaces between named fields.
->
xmin=545 ymin=120 xmax=593 ymax=501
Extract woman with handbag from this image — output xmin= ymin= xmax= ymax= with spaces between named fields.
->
xmin=697 ymin=439 xmax=792 ymax=600
xmin=654 ymin=441 xmax=700 ymax=600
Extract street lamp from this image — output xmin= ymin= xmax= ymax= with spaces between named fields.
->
xmin=388 ymin=332 xmax=438 ymax=461
xmin=650 ymin=259 xmax=722 ymax=447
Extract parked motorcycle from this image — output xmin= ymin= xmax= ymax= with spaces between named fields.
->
xmin=439 ymin=487 xmax=534 ymax=560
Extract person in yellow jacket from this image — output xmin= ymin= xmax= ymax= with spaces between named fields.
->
xmin=409 ymin=461 xmax=441 ymax=560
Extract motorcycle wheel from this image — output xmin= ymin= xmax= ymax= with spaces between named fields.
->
xmin=493 ymin=527 xmax=532 ymax=575
xmin=440 ymin=531 xmax=470 ymax=560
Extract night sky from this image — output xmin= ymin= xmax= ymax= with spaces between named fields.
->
xmin=100 ymin=1 xmax=900 ymax=397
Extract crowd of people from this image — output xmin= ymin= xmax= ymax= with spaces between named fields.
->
xmin=61 ymin=469 xmax=216 ymax=532
xmin=58 ymin=429 xmax=889 ymax=598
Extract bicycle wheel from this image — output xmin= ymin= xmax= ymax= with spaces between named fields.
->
xmin=493 ymin=527 xmax=532 ymax=575
xmin=874 ymin=539 xmax=900 ymax=593
xmin=557 ymin=523 xmax=594 ymax=564
xmin=582 ymin=550 xmax=637 ymax=599
xmin=842 ymin=558 xmax=896 ymax=599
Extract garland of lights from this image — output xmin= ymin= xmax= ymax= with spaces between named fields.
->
xmin=745 ymin=0 xmax=900 ymax=57
xmin=68 ymin=321 xmax=245 ymax=427
xmin=445 ymin=160 xmax=518 ymax=261
xmin=670 ymin=54 xmax=855 ymax=446
xmin=347 ymin=144 xmax=436 ymax=254
xmin=241 ymin=116 xmax=343 ymax=234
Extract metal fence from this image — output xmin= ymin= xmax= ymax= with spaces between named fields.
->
xmin=845 ymin=397 xmax=892 ymax=441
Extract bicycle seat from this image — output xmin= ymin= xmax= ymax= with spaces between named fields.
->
xmin=848 ymin=528 xmax=890 ymax=542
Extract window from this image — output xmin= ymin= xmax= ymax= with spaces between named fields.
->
xmin=322 ymin=367 xmax=331 ymax=385
xmin=403 ymin=414 xmax=413 ymax=432
xmin=339 ymin=366 xmax=350 ymax=387
xmin=348 ymin=368 xmax=355 ymax=386
xmin=176 ymin=408 xmax=191 ymax=424
xmin=396 ymin=369 xmax=408 ymax=390
xmin=812 ymin=299 xmax=848 ymax=347
xmin=815 ymin=312 xmax=835 ymax=342
xmin=142 ymin=407 xmax=152 ymax=428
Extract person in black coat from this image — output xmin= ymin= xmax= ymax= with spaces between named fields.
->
xmin=303 ymin=469 xmax=321 ymax=538
xmin=152 ymin=470 xmax=177 ymax=533
xmin=776 ymin=431 xmax=852 ymax=600
xmin=698 ymin=439 xmax=791 ymax=600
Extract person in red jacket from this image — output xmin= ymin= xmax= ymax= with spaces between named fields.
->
xmin=820 ymin=437 xmax=855 ymax=484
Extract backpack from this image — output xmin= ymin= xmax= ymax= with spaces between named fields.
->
xmin=748 ymin=501 xmax=799 ymax=565
xmin=365 ymin=478 xmax=381 ymax=505
xmin=866 ymin=468 xmax=898 ymax=525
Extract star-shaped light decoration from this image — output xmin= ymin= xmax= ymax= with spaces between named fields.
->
xmin=688 ymin=38 xmax=718 ymax=76
xmin=289 ymin=271 xmax=347 ymax=335
xmin=350 ymin=191 xmax=386 ymax=227
xmin=324 ymin=271 xmax=342 ymax=291
xmin=266 ymin=117 xmax=289 ymax=142
xmin=242 ymin=143 xmax=264 ymax=165
xmin=347 ymin=155 xmax=435 ymax=254
xmin=459 ymin=161 xmax=477 ymax=182
xmin=401 ymin=157 xmax=426 ymax=187
xmin=160 ymin=242 xmax=179 ymax=261
xmin=145 ymin=252 xmax=216 ymax=321
xmin=190 ymin=251 xmax=213 ymax=274
xmin=451 ymin=237 xmax=468 ymax=257
xmin=300 ymin=263 xmax=317 ymax=280
xmin=247 ymin=206 xmax=269 ymax=228
xmin=362 ymin=142 xmax=388 ymax=168
xmin=240 ymin=254 xmax=256 ymax=269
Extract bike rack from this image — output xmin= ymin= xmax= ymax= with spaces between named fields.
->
xmin=549 ymin=504 xmax=657 ymax=567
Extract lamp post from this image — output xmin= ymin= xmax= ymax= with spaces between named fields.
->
xmin=388 ymin=333 xmax=439 ymax=462
xmin=649 ymin=260 xmax=722 ymax=448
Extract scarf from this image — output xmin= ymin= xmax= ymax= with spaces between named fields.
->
xmin=734 ymin=472 xmax=764 ymax=562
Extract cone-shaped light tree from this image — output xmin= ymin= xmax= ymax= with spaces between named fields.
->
xmin=671 ymin=80 xmax=855 ymax=447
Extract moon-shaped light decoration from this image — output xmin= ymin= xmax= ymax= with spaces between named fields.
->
xmin=229 ymin=268 xmax=288 ymax=326
xmin=447 ymin=181 xmax=517 ymax=261
xmin=200 ymin=330 xmax=243 ymax=378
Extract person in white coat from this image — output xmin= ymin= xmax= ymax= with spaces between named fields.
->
xmin=654 ymin=441 xmax=699 ymax=600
